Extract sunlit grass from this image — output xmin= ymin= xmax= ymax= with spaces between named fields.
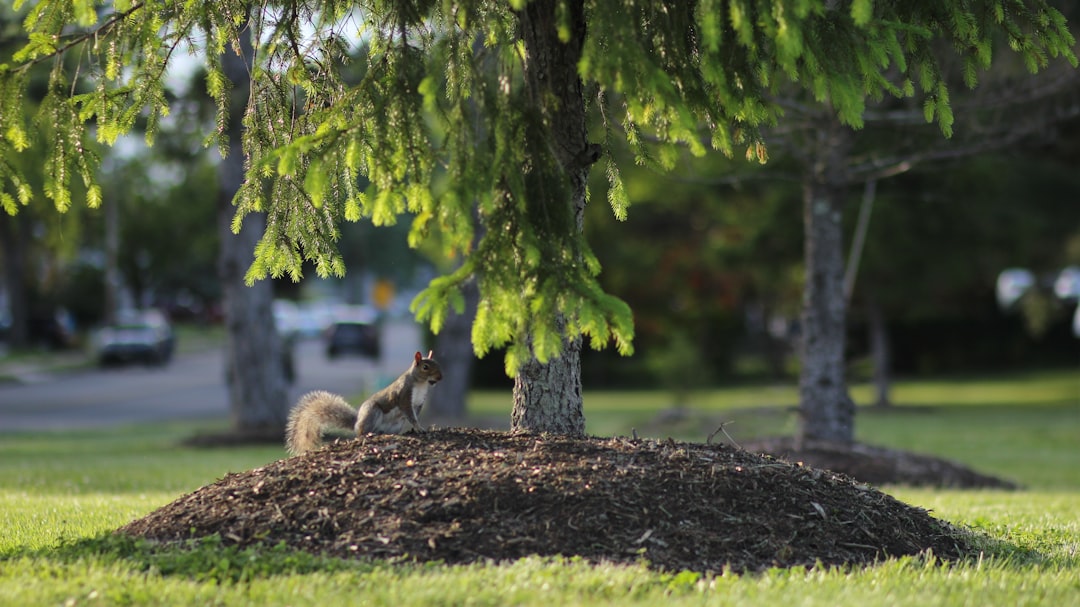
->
xmin=1 ymin=505 xmax=1076 ymax=607
xmin=0 ymin=492 xmax=168 ymax=552
xmin=0 ymin=423 xmax=281 ymax=496
xmin=1 ymin=369 xmax=1078 ymax=606
xmin=468 ymin=367 xmax=1078 ymax=417
xmin=468 ymin=384 xmax=801 ymax=418
xmin=851 ymin=368 xmax=1080 ymax=407
xmin=469 ymin=368 xmax=1080 ymax=489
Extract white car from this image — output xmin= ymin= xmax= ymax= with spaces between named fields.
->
xmin=95 ymin=309 xmax=175 ymax=366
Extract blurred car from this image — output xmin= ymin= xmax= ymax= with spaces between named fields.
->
xmin=95 ymin=309 xmax=175 ymax=366
xmin=325 ymin=306 xmax=381 ymax=360
xmin=294 ymin=301 xmax=337 ymax=339
xmin=273 ymin=299 xmax=301 ymax=340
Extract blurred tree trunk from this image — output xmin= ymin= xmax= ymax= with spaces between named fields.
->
xmin=427 ymin=277 xmax=479 ymax=421
xmin=216 ymin=26 xmax=290 ymax=438
xmin=866 ymin=299 xmax=893 ymax=408
xmin=845 ymin=181 xmax=893 ymax=408
xmin=103 ymin=196 xmax=120 ymax=324
xmin=797 ymin=120 xmax=856 ymax=446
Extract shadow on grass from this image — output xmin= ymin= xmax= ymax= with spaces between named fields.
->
xmin=1 ymin=533 xmax=376 ymax=584
xmin=1 ymin=518 xmax=1065 ymax=585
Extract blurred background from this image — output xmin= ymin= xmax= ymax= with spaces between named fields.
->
xmin=2 ymin=112 xmax=1077 ymax=417
xmin=1 ymin=4 xmax=1078 ymax=434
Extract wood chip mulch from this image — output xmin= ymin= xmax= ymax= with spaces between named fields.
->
xmin=742 ymin=437 xmax=1020 ymax=490
xmin=118 ymin=428 xmax=972 ymax=574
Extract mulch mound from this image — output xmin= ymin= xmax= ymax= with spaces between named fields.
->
xmin=119 ymin=428 xmax=972 ymax=573
xmin=742 ymin=437 xmax=1020 ymax=490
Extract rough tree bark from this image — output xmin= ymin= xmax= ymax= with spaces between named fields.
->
xmin=216 ymin=28 xmax=290 ymax=437
xmin=797 ymin=120 xmax=856 ymax=446
xmin=511 ymin=0 xmax=596 ymax=435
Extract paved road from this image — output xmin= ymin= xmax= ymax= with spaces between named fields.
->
xmin=0 ymin=321 xmax=425 ymax=432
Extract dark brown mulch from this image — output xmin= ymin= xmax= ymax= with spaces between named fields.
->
xmin=642 ymin=405 xmax=1019 ymax=490
xmin=119 ymin=428 xmax=972 ymax=574
xmin=741 ymin=437 xmax=1020 ymax=490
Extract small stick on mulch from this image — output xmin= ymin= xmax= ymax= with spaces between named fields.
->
xmin=706 ymin=421 xmax=740 ymax=448
xmin=120 ymin=428 xmax=974 ymax=574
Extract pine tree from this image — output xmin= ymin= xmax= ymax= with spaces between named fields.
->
xmin=1 ymin=1 xmax=1075 ymax=435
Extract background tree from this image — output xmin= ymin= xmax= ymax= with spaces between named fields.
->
xmin=583 ymin=151 xmax=804 ymax=385
xmin=95 ymin=142 xmax=220 ymax=312
xmin=1 ymin=1 xmax=1075 ymax=435
xmin=584 ymin=127 xmax=1080 ymax=381
xmin=0 ymin=4 xmax=94 ymax=348
xmin=856 ymin=150 xmax=1080 ymax=370
xmin=776 ymin=50 xmax=1080 ymax=430
xmin=216 ymin=28 xmax=291 ymax=437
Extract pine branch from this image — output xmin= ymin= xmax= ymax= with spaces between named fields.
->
xmin=11 ymin=2 xmax=148 ymax=73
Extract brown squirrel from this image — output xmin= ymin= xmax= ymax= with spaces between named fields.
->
xmin=284 ymin=351 xmax=443 ymax=455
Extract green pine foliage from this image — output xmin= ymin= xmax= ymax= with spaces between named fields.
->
xmin=0 ymin=0 xmax=1075 ymax=375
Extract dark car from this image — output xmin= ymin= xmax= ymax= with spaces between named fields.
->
xmin=95 ymin=309 xmax=175 ymax=366
xmin=325 ymin=307 xmax=380 ymax=360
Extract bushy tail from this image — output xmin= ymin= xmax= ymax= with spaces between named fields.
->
xmin=284 ymin=391 xmax=358 ymax=455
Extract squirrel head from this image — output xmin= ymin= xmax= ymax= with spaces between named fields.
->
xmin=412 ymin=351 xmax=443 ymax=385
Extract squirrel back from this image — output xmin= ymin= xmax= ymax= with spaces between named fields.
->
xmin=283 ymin=351 xmax=443 ymax=456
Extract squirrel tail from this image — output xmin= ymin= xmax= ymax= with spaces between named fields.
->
xmin=285 ymin=390 xmax=358 ymax=456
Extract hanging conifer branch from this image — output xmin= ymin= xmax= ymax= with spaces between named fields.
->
xmin=1 ymin=0 xmax=1076 ymax=431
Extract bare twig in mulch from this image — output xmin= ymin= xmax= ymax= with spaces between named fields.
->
xmin=118 ymin=428 xmax=973 ymax=574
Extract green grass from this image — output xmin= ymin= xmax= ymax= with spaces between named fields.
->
xmin=470 ymin=368 xmax=1080 ymax=488
xmin=1 ymin=369 xmax=1078 ymax=606
xmin=0 ymin=324 xmax=224 ymax=382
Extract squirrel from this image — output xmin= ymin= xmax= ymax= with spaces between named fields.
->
xmin=284 ymin=350 xmax=443 ymax=456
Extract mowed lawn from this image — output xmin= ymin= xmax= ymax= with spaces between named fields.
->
xmin=1 ymin=368 xmax=1077 ymax=606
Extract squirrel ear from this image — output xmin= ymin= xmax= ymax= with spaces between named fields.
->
xmin=427 ymin=350 xmax=434 ymax=359
xmin=414 ymin=351 xmax=422 ymax=363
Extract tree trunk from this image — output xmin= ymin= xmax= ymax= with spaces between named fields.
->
xmin=513 ymin=317 xmax=586 ymax=435
xmin=797 ymin=124 xmax=855 ymax=446
xmin=427 ymin=276 xmax=479 ymax=421
xmin=103 ymin=195 xmax=121 ymax=325
xmin=511 ymin=0 xmax=593 ymax=435
xmin=429 ymin=204 xmax=483 ymax=422
xmin=867 ymin=298 xmax=893 ymax=408
xmin=216 ymin=27 xmax=290 ymax=436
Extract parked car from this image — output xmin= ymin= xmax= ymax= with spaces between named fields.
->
xmin=95 ymin=309 xmax=175 ymax=366
xmin=325 ymin=306 xmax=381 ymax=360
